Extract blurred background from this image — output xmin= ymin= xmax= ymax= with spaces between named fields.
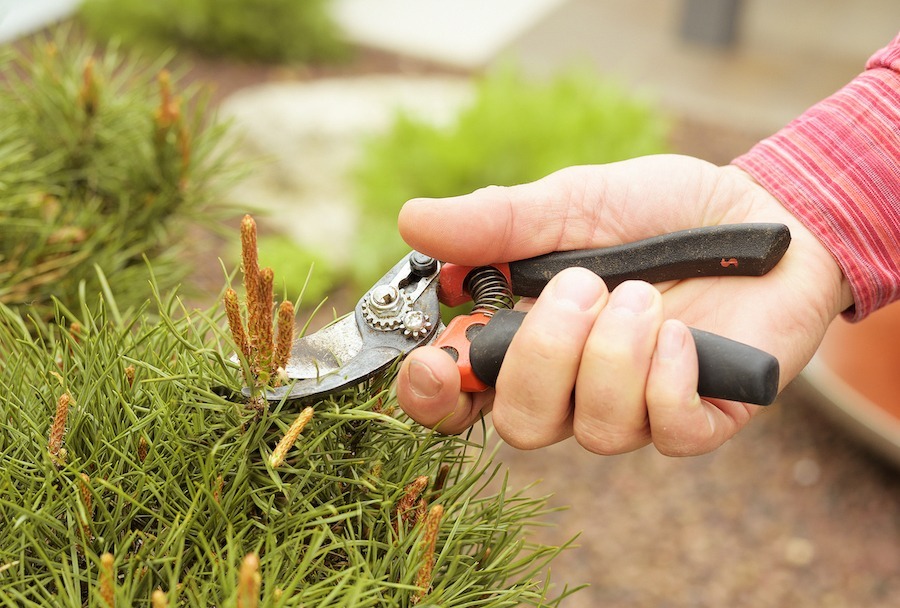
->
xmin=2 ymin=1 xmax=899 ymax=605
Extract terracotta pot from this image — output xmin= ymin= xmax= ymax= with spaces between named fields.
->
xmin=798 ymin=302 xmax=900 ymax=467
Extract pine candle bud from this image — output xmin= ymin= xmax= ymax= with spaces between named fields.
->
xmin=237 ymin=553 xmax=261 ymax=608
xmin=138 ymin=437 xmax=149 ymax=463
xmin=153 ymin=70 xmax=180 ymax=134
xmin=240 ymin=215 xmax=261 ymax=315
xmin=69 ymin=321 xmax=82 ymax=342
xmin=124 ymin=365 xmax=136 ymax=388
xmin=151 ymin=590 xmax=168 ymax=608
xmin=78 ymin=58 xmax=99 ymax=118
xmin=432 ymin=464 xmax=450 ymax=499
xmin=395 ymin=476 xmax=429 ymax=531
xmin=413 ymin=505 xmax=444 ymax=604
xmin=48 ymin=393 xmax=71 ymax=466
xmin=269 ymin=407 xmax=314 ymax=468
xmin=224 ymin=288 xmax=251 ymax=362
xmin=274 ymin=300 xmax=295 ymax=373
xmin=79 ymin=473 xmax=92 ymax=519
xmin=254 ymin=267 xmax=275 ymax=372
xmin=213 ymin=474 xmax=224 ymax=504
xmin=99 ymin=552 xmax=115 ymax=607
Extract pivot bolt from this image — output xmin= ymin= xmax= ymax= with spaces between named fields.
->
xmin=409 ymin=252 xmax=438 ymax=277
xmin=368 ymin=285 xmax=403 ymax=317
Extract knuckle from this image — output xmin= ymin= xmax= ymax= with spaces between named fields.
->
xmin=652 ymin=421 xmax=718 ymax=457
xmin=515 ymin=326 xmax=564 ymax=366
xmin=573 ymin=420 xmax=649 ymax=456
xmin=491 ymin=408 xmax=547 ymax=451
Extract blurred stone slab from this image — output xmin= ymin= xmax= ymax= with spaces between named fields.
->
xmin=219 ymin=76 xmax=472 ymax=265
xmin=0 ymin=0 xmax=78 ymax=43
xmin=331 ymin=0 xmax=568 ymax=69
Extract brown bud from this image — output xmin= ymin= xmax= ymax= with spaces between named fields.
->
xmin=138 ymin=437 xmax=149 ymax=463
xmin=78 ymin=58 xmax=99 ymax=117
xmin=432 ymin=464 xmax=450 ymax=498
xmin=154 ymin=70 xmax=180 ymax=131
xmin=240 ymin=216 xmax=261 ymax=310
xmin=78 ymin=473 xmax=93 ymax=539
xmin=413 ymin=505 xmax=444 ymax=604
xmin=274 ymin=300 xmax=295 ymax=373
xmin=48 ymin=393 xmax=71 ymax=466
xmin=224 ymin=288 xmax=250 ymax=362
xmin=254 ymin=267 xmax=275 ymax=376
xmin=124 ymin=365 xmax=136 ymax=388
xmin=395 ymin=476 xmax=429 ymax=532
xmin=79 ymin=473 xmax=92 ymax=517
xmin=213 ymin=474 xmax=224 ymax=504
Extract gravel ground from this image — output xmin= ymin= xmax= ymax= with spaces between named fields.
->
xmin=495 ymin=386 xmax=900 ymax=607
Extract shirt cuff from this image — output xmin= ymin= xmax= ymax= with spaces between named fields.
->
xmin=732 ymin=34 xmax=900 ymax=321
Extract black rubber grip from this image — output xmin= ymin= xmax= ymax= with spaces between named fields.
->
xmin=469 ymin=310 xmax=779 ymax=405
xmin=508 ymin=223 xmax=791 ymax=295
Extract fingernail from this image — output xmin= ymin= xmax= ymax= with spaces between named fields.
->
xmin=551 ymin=268 xmax=604 ymax=312
xmin=408 ymin=360 xmax=443 ymax=399
xmin=658 ymin=320 xmax=686 ymax=360
xmin=610 ymin=281 xmax=653 ymax=313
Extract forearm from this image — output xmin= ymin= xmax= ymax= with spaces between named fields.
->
xmin=732 ymin=32 xmax=900 ymax=321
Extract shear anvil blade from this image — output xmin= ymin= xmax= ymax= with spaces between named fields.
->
xmin=284 ymin=314 xmax=363 ymax=380
xmin=269 ymin=345 xmax=405 ymax=401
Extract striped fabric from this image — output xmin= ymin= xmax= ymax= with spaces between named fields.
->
xmin=733 ymin=32 xmax=900 ymax=321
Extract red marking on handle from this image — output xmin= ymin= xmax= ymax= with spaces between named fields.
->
xmin=720 ymin=258 xmax=739 ymax=268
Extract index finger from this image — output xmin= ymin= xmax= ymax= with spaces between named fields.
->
xmin=397 ymin=168 xmax=602 ymax=265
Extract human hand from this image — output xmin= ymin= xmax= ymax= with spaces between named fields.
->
xmin=395 ymin=154 xmax=853 ymax=456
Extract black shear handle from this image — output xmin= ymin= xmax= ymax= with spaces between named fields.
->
xmin=508 ymin=223 xmax=791 ymax=294
xmin=469 ymin=310 xmax=779 ymax=405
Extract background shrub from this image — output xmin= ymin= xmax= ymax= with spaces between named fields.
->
xmin=79 ymin=0 xmax=348 ymax=63
xmin=350 ymin=67 xmax=670 ymax=287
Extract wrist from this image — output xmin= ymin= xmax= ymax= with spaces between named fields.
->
xmin=724 ymin=165 xmax=854 ymax=321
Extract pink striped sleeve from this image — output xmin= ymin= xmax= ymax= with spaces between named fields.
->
xmin=732 ymin=32 xmax=900 ymax=321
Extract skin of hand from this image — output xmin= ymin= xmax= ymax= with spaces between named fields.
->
xmin=395 ymin=154 xmax=854 ymax=456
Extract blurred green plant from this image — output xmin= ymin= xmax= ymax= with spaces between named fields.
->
xmin=0 ymin=33 xmax=236 ymax=321
xmin=254 ymin=234 xmax=333 ymax=307
xmin=350 ymin=67 xmax=670 ymax=287
xmin=79 ymin=0 xmax=348 ymax=64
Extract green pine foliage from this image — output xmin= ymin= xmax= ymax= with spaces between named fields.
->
xmin=79 ymin=0 xmax=348 ymax=64
xmin=350 ymin=66 xmax=669 ymax=287
xmin=0 ymin=282 xmax=578 ymax=606
xmin=0 ymin=35 xmax=235 ymax=321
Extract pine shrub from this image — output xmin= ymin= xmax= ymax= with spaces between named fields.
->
xmin=0 ymin=223 xmax=579 ymax=606
xmin=0 ymin=34 xmax=235 ymax=322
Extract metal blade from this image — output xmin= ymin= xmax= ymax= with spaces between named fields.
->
xmin=284 ymin=314 xmax=363 ymax=380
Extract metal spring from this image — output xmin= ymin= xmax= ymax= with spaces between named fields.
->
xmin=465 ymin=266 xmax=514 ymax=316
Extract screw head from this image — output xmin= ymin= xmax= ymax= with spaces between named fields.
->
xmin=402 ymin=310 xmax=432 ymax=339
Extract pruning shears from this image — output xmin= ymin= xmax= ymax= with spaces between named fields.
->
xmin=261 ymin=223 xmax=791 ymax=406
